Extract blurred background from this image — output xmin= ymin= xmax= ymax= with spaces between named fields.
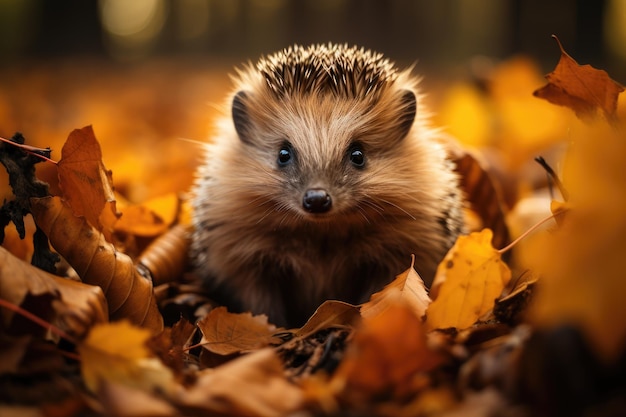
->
xmin=0 ymin=0 xmax=624 ymax=203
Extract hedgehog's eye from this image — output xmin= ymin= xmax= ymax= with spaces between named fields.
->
xmin=277 ymin=144 xmax=294 ymax=167
xmin=349 ymin=145 xmax=365 ymax=168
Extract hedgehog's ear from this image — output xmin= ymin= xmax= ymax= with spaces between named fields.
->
xmin=232 ymin=90 xmax=252 ymax=143
xmin=397 ymin=90 xmax=417 ymax=139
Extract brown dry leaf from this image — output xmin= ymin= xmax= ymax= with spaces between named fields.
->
xmin=30 ymin=196 xmax=163 ymax=332
xmin=360 ymin=256 xmax=430 ymax=320
xmin=78 ymin=320 xmax=174 ymax=394
xmin=175 ymin=348 xmax=304 ymax=417
xmin=114 ymin=193 xmax=180 ymax=237
xmin=426 ymin=229 xmax=511 ymax=331
xmin=136 ymin=223 xmax=191 ymax=287
xmin=533 ymin=35 xmax=625 ymax=121
xmin=329 ymin=301 xmax=446 ymax=403
xmin=99 ymin=381 xmax=179 ymax=417
xmin=57 ymin=125 xmax=119 ymax=232
xmin=0 ymin=246 xmax=107 ymax=339
xmin=197 ymin=306 xmax=280 ymax=356
xmin=451 ymin=149 xmax=510 ymax=250
xmin=295 ymin=300 xmax=361 ymax=338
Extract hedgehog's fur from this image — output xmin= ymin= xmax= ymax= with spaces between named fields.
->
xmin=191 ymin=43 xmax=464 ymax=327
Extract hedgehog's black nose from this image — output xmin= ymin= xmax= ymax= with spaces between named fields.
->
xmin=303 ymin=188 xmax=332 ymax=213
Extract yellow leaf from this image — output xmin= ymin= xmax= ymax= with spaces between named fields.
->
xmin=78 ymin=321 xmax=174 ymax=393
xmin=360 ymin=256 xmax=431 ymax=320
xmin=527 ymin=119 xmax=626 ymax=362
xmin=426 ymin=229 xmax=511 ymax=330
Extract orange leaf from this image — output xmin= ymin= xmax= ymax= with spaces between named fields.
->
xmin=331 ymin=302 xmax=445 ymax=402
xmin=57 ymin=125 xmax=119 ymax=231
xmin=295 ymin=300 xmax=361 ymax=338
xmin=360 ymin=256 xmax=430 ymax=320
xmin=426 ymin=229 xmax=511 ymax=331
xmin=533 ymin=35 xmax=624 ymax=121
xmin=115 ymin=193 xmax=180 ymax=237
xmin=197 ymin=307 xmax=279 ymax=356
xmin=30 ymin=196 xmax=163 ymax=332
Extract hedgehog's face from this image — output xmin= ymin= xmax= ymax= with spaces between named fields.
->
xmin=228 ymin=86 xmax=418 ymax=228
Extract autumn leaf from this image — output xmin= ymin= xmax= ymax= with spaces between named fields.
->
xmin=527 ymin=120 xmax=626 ymax=362
xmin=0 ymin=246 xmax=107 ymax=339
xmin=30 ymin=196 xmax=163 ymax=332
xmin=197 ymin=307 xmax=280 ymax=356
xmin=137 ymin=223 xmax=191 ymax=287
xmin=360 ymin=256 xmax=430 ymax=320
xmin=114 ymin=193 xmax=180 ymax=237
xmin=295 ymin=300 xmax=361 ymax=338
xmin=329 ymin=301 xmax=446 ymax=403
xmin=175 ymin=348 xmax=304 ymax=417
xmin=78 ymin=320 xmax=174 ymax=394
xmin=426 ymin=229 xmax=511 ymax=331
xmin=57 ymin=125 xmax=119 ymax=231
xmin=451 ymin=149 xmax=510 ymax=250
xmin=533 ymin=35 xmax=624 ymax=121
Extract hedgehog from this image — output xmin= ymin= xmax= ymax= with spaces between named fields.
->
xmin=190 ymin=43 xmax=464 ymax=327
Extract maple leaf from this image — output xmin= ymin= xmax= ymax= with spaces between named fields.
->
xmin=78 ymin=320 xmax=174 ymax=393
xmin=197 ymin=307 xmax=280 ymax=356
xmin=533 ymin=35 xmax=624 ymax=121
xmin=426 ymin=229 xmax=511 ymax=331
xmin=57 ymin=125 xmax=119 ymax=232
xmin=360 ymin=255 xmax=431 ymax=320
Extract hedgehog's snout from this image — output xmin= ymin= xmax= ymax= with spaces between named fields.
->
xmin=302 ymin=188 xmax=332 ymax=213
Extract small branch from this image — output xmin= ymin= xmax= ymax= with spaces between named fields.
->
xmin=0 ymin=135 xmax=57 ymax=164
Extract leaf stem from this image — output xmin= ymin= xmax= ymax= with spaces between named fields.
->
xmin=0 ymin=297 xmax=79 ymax=345
xmin=497 ymin=211 xmax=563 ymax=254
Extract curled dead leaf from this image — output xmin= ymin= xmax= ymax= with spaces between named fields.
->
xmin=452 ymin=150 xmax=510 ymax=250
xmin=137 ymin=223 xmax=191 ymax=287
xmin=30 ymin=196 xmax=163 ymax=332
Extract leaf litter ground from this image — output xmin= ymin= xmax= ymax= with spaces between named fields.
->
xmin=1 ymin=38 xmax=626 ymax=416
